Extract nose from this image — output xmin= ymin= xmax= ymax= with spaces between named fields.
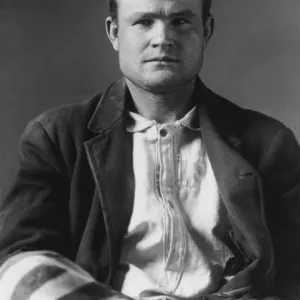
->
xmin=151 ymin=21 xmax=174 ymax=48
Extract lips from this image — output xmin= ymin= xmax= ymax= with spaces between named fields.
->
xmin=147 ymin=56 xmax=179 ymax=62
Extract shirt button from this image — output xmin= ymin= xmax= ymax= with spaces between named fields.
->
xmin=159 ymin=128 xmax=168 ymax=137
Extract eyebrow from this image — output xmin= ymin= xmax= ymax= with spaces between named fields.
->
xmin=128 ymin=9 xmax=198 ymax=21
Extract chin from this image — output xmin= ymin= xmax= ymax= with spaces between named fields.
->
xmin=142 ymin=73 xmax=185 ymax=93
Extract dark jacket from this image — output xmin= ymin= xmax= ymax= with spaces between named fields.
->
xmin=1 ymin=78 xmax=300 ymax=299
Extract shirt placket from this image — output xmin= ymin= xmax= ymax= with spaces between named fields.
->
xmin=155 ymin=124 xmax=187 ymax=293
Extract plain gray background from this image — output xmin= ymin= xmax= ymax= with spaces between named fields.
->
xmin=1 ymin=0 xmax=300 ymax=197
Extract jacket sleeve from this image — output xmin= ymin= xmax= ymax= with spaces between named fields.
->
xmin=0 ymin=119 xmax=72 ymax=262
xmin=0 ymin=120 xmax=134 ymax=299
xmin=260 ymin=127 xmax=300 ymax=300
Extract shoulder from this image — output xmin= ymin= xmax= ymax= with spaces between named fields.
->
xmin=205 ymin=88 xmax=287 ymax=143
xmin=36 ymin=93 xmax=102 ymax=133
xmin=204 ymin=88 xmax=297 ymax=170
xmin=239 ymin=107 xmax=287 ymax=150
xmin=207 ymin=89 xmax=285 ymax=135
xmin=22 ymin=92 xmax=103 ymax=145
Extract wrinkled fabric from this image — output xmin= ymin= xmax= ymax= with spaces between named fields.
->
xmin=0 ymin=78 xmax=299 ymax=299
xmin=114 ymin=108 xmax=233 ymax=298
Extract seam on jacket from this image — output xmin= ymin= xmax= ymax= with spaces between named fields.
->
xmin=258 ymin=126 xmax=286 ymax=172
xmin=34 ymin=120 xmax=68 ymax=178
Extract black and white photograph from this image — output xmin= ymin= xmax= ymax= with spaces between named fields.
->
xmin=0 ymin=1 xmax=300 ymax=299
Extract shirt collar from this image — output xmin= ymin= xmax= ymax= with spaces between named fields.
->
xmin=126 ymin=111 xmax=157 ymax=133
xmin=126 ymin=105 xmax=201 ymax=133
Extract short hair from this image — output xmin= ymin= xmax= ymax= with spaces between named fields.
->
xmin=107 ymin=0 xmax=212 ymax=23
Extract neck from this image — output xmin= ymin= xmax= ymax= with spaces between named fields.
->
xmin=125 ymin=77 xmax=197 ymax=123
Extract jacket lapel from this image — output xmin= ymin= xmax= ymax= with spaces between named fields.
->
xmin=199 ymin=105 xmax=268 ymax=247
xmin=84 ymin=78 xmax=135 ymax=283
xmin=197 ymin=85 xmax=275 ymax=295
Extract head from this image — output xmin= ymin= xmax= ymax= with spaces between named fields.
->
xmin=106 ymin=0 xmax=214 ymax=93
xmin=107 ymin=0 xmax=212 ymax=23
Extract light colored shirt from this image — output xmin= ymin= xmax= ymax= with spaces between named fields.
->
xmin=112 ymin=106 xmax=233 ymax=299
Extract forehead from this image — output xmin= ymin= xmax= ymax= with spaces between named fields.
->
xmin=117 ymin=0 xmax=203 ymax=17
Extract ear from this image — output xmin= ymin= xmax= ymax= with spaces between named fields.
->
xmin=203 ymin=15 xmax=214 ymax=46
xmin=106 ymin=16 xmax=119 ymax=51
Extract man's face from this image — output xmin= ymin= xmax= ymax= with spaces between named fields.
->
xmin=107 ymin=0 xmax=212 ymax=93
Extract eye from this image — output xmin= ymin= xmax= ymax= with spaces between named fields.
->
xmin=135 ymin=19 xmax=153 ymax=27
xmin=172 ymin=18 xmax=190 ymax=26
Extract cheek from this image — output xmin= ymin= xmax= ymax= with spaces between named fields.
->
xmin=118 ymin=38 xmax=144 ymax=73
xmin=182 ymin=34 xmax=205 ymax=59
xmin=119 ymin=38 xmax=144 ymax=65
xmin=119 ymin=32 xmax=149 ymax=68
xmin=119 ymin=28 xmax=145 ymax=51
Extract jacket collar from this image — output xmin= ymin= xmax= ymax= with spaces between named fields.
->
xmin=87 ymin=76 xmax=243 ymax=151
xmin=87 ymin=78 xmax=128 ymax=134
xmin=194 ymin=79 xmax=244 ymax=150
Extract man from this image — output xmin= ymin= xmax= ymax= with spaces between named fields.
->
xmin=0 ymin=0 xmax=299 ymax=299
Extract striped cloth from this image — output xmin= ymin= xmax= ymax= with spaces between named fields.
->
xmin=0 ymin=251 xmax=279 ymax=300
xmin=0 ymin=251 xmax=132 ymax=300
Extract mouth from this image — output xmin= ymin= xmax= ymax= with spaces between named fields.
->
xmin=147 ymin=57 xmax=179 ymax=63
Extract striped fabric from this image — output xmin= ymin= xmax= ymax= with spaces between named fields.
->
xmin=0 ymin=251 xmax=131 ymax=300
